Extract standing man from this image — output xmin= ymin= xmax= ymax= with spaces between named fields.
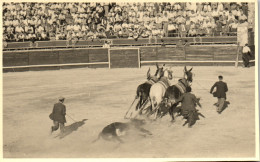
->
xmin=210 ymin=76 xmax=228 ymax=114
xmin=242 ymin=43 xmax=251 ymax=68
xmin=50 ymin=97 xmax=66 ymax=134
xmin=176 ymin=86 xmax=202 ymax=128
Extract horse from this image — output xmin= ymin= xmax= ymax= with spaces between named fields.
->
xmin=159 ymin=66 xmax=193 ymax=121
xmin=135 ymin=63 xmax=164 ymax=111
xmin=148 ymin=68 xmax=173 ymax=119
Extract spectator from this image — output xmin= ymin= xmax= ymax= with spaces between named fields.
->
xmin=212 ymin=8 xmax=219 ymax=21
xmin=227 ymin=12 xmax=235 ymax=23
xmin=229 ymin=19 xmax=238 ymax=35
xmin=2 ymin=2 xmax=250 ymax=42
xmin=17 ymin=33 xmax=25 ymax=41
xmin=179 ymin=23 xmax=187 ymax=37
xmin=217 ymin=2 xmax=224 ymax=12
xmin=188 ymin=28 xmax=196 ymax=37
xmin=168 ymin=21 xmax=177 ymax=37
xmin=121 ymin=27 xmax=129 ymax=38
xmin=239 ymin=12 xmax=247 ymax=21
xmin=15 ymin=24 xmax=24 ymax=34
xmin=114 ymin=23 xmax=122 ymax=34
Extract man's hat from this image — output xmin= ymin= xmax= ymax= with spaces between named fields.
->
xmin=218 ymin=75 xmax=223 ymax=79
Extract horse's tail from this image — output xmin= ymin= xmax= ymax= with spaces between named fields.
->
xmin=92 ymin=133 xmax=101 ymax=143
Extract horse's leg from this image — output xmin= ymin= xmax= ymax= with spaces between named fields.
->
xmin=143 ymin=105 xmax=151 ymax=115
xmin=139 ymin=92 xmax=148 ymax=111
xmin=143 ymin=97 xmax=153 ymax=117
xmin=135 ymin=87 xmax=141 ymax=110
xmin=136 ymin=98 xmax=141 ymax=111
xmin=139 ymin=98 xmax=148 ymax=115
xmin=149 ymin=97 xmax=158 ymax=120
xmin=156 ymin=108 xmax=161 ymax=119
xmin=137 ymin=95 xmax=143 ymax=110
xmin=169 ymin=107 xmax=174 ymax=122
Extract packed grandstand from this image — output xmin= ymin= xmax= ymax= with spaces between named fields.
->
xmin=3 ymin=2 xmax=254 ymax=42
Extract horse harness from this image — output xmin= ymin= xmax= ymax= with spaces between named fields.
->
xmin=145 ymin=76 xmax=158 ymax=85
xmin=158 ymin=77 xmax=171 ymax=89
xmin=175 ymin=78 xmax=188 ymax=94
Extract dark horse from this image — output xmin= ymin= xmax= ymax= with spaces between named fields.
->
xmin=135 ymin=64 xmax=164 ymax=111
xmin=158 ymin=66 xmax=193 ymax=121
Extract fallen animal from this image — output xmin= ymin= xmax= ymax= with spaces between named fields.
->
xmin=92 ymin=119 xmax=152 ymax=143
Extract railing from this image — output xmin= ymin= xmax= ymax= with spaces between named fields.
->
xmin=3 ymin=36 xmax=238 ymax=51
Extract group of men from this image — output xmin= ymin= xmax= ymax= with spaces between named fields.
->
xmin=174 ymin=75 xmax=228 ymax=128
xmin=49 ymin=73 xmax=229 ymax=133
xmin=174 ymin=43 xmax=251 ymax=128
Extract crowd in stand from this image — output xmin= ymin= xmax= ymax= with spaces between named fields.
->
xmin=3 ymin=2 xmax=249 ymax=42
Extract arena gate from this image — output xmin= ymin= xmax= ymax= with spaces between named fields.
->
xmin=108 ymin=48 xmax=140 ymax=68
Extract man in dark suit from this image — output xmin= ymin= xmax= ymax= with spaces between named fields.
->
xmin=50 ymin=96 xmax=66 ymax=134
xmin=242 ymin=43 xmax=252 ymax=68
xmin=176 ymin=86 xmax=202 ymax=128
xmin=210 ymin=75 xmax=228 ymax=114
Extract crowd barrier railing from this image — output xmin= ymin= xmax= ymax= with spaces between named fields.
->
xmin=3 ymin=36 xmax=237 ymax=51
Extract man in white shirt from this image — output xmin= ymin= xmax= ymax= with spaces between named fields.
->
xmin=168 ymin=22 xmax=176 ymax=35
xmin=17 ymin=33 xmax=25 ymax=41
xmin=242 ymin=43 xmax=251 ymax=67
xmin=239 ymin=13 xmax=247 ymax=21
xmin=15 ymin=25 xmax=24 ymax=34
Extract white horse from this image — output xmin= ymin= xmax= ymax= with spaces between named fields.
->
xmin=149 ymin=68 xmax=173 ymax=119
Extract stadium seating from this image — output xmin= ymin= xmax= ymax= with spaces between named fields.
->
xmin=3 ymin=2 xmax=249 ymax=43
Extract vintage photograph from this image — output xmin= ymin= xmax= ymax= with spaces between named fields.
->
xmin=2 ymin=0 xmax=258 ymax=160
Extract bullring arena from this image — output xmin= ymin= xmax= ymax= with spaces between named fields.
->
xmin=2 ymin=1 xmax=259 ymax=160
xmin=3 ymin=65 xmax=257 ymax=158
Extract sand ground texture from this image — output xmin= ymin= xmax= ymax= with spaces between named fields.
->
xmin=3 ymin=66 xmax=257 ymax=158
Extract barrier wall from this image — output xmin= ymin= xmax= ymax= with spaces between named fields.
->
xmin=3 ymin=48 xmax=109 ymax=72
xmin=3 ymin=45 xmax=245 ymax=72
xmin=109 ymin=48 xmax=140 ymax=68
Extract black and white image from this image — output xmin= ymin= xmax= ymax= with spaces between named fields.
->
xmin=2 ymin=1 xmax=258 ymax=160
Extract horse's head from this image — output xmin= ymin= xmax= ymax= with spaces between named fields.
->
xmin=184 ymin=66 xmax=193 ymax=82
xmin=155 ymin=63 xmax=165 ymax=79
xmin=163 ymin=68 xmax=173 ymax=80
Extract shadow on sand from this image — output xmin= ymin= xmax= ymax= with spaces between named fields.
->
xmin=57 ymin=119 xmax=88 ymax=139
xmin=219 ymin=101 xmax=230 ymax=114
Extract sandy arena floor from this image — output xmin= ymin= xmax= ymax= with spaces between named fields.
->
xmin=2 ymin=66 xmax=258 ymax=159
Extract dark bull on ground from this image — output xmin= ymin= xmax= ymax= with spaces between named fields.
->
xmin=92 ymin=119 xmax=152 ymax=143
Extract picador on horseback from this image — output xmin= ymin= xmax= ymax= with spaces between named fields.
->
xmin=160 ymin=66 xmax=194 ymax=121
xmin=135 ymin=63 xmax=164 ymax=111
xmin=148 ymin=66 xmax=173 ymax=119
xmin=125 ymin=63 xmax=164 ymax=119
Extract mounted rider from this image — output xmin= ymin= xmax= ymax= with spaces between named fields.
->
xmin=160 ymin=66 xmax=194 ymax=121
xmin=134 ymin=64 xmax=164 ymax=112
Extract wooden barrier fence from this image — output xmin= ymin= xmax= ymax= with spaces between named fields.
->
xmin=3 ymin=44 xmax=249 ymax=72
